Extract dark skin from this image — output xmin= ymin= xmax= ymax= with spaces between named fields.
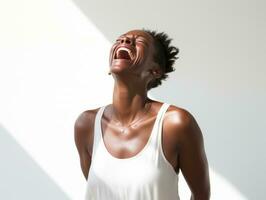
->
xmin=74 ymin=30 xmax=210 ymax=200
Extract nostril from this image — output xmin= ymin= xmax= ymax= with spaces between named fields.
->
xmin=125 ymin=40 xmax=131 ymax=44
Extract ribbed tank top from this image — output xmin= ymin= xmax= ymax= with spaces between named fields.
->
xmin=85 ymin=103 xmax=180 ymax=200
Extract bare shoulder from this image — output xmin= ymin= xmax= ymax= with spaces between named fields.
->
xmin=164 ymin=104 xmax=202 ymax=144
xmin=74 ymin=107 xmax=100 ymax=132
xmin=74 ymin=107 xmax=102 ymax=155
xmin=165 ymin=104 xmax=195 ymax=130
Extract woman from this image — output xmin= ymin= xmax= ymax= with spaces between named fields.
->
xmin=74 ymin=29 xmax=210 ymax=200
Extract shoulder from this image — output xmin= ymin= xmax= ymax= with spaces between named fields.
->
xmin=165 ymin=104 xmax=195 ymax=129
xmin=164 ymin=104 xmax=202 ymax=145
xmin=74 ymin=108 xmax=100 ymax=131
xmin=75 ymin=107 xmax=100 ymax=125
xmin=74 ymin=106 xmax=102 ymax=147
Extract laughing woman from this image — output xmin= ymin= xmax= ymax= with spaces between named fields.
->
xmin=74 ymin=29 xmax=211 ymax=200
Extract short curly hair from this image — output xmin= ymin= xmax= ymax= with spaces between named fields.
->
xmin=142 ymin=29 xmax=179 ymax=91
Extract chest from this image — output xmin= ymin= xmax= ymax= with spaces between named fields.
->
xmin=89 ymin=114 xmax=179 ymax=173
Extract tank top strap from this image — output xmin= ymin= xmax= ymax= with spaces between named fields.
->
xmin=148 ymin=102 xmax=171 ymax=164
xmin=92 ymin=105 xmax=106 ymax=159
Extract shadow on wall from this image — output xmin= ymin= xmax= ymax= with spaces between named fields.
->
xmin=0 ymin=124 xmax=70 ymax=200
xmin=71 ymin=0 xmax=266 ymax=199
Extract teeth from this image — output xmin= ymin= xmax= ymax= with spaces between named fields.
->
xmin=116 ymin=47 xmax=133 ymax=60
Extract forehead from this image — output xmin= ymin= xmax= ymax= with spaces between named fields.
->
xmin=119 ymin=30 xmax=154 ymax=42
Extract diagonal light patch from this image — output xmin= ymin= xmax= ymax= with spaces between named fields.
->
xmin=0 ymin=125 xmax=71 ymax=199
xmin=0 ymin=0 xmax=113 ymax=199
xmin=177 ymin=166 xmax=248 ymax=200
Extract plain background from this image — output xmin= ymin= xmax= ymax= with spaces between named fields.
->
xmin=0 ymin=0 xmax=265 ymax=199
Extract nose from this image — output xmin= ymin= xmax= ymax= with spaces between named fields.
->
xmin=120 ymin=36 xmax=134 ymax=45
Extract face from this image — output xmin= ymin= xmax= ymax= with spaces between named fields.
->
xmin=109 ymin=30 xmax=159 ymax=77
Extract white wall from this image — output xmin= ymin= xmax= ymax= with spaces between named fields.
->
xmin=1 ymin=0 xmax=265 ymax=199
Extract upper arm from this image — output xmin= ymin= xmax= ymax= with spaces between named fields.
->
xmin=74 ymin=111 xmax=94 ymax=180
xmin=177 ymin=109 xmax=210 ymax=199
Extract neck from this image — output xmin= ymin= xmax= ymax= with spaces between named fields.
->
xmin=111 ymin=79 xmax=151 ymax=125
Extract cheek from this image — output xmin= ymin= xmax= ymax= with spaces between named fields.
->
xmin=110 ymin=45 xmax=116 ymax=54
xmin=109 ymin=45 xmax=117 ymax=60
xmin=136 ymin=45 xmax=148 ymax=60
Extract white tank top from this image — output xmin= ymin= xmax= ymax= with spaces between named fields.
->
xmin=85 ymin=103 xmax=180 ymax=200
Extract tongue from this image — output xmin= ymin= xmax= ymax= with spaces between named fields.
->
xmin=117 ymin=50 xmax=131 ymax=60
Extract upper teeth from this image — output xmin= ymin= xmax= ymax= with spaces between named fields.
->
xmin=116 ymin=47 xmax=133 ymax=59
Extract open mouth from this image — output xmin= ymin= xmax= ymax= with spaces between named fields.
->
xmin=114 ymin=47 xmax=134 ymax=60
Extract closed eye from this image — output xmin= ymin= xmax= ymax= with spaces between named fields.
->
xmin=136 ymin=39 xmax=145 ymax=43
xmin=136 ymin=38 xmax=148 ymax=46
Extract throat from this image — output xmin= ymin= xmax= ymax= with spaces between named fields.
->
xmin=110 ymin=99 xmax=153 ymax=128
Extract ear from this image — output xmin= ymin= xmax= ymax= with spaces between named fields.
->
xmin=150 ymin=65 xmax=162 ymax=79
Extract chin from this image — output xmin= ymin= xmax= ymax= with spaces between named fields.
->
xmin=109 ymin=65 xmax=129 ymax=75
xmin=110 ymin=59 xmax=134 ymax=70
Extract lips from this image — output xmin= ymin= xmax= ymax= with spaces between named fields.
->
xmin=114 ymin=46 xmax=134 ymax=61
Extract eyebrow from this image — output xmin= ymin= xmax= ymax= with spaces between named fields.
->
xmin=117 ymin=34 xmax=148 ymax=40
xmin=116 ymin=34 xmax=150 ymax=46
xmin=136 ymin=35 xmax=147 ymax=39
